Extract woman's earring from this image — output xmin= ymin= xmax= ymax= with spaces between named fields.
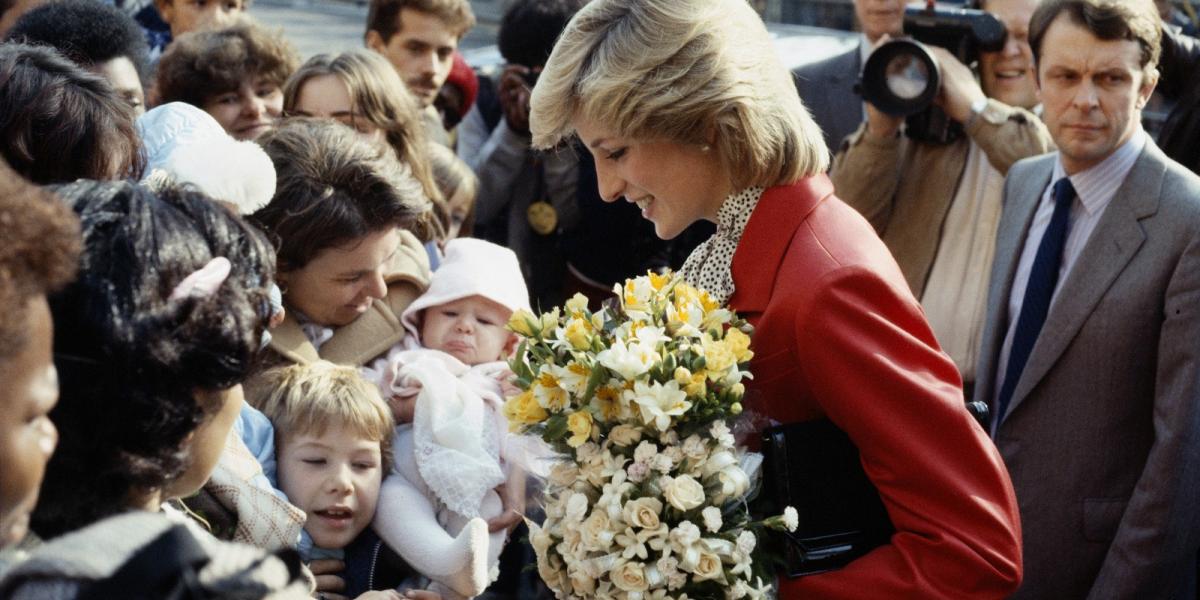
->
xmin=700 ymin=144 xmax=712 ymax=152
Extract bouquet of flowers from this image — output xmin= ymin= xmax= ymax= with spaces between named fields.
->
xmin=504 ymin=271 xmax=797 ymax=600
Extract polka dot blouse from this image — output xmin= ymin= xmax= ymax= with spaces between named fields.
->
xmin=680 ymin=186 xmax=765 ymax=305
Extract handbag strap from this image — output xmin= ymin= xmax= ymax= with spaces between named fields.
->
xmin=78 ymin=524 xmax=211 ymax=600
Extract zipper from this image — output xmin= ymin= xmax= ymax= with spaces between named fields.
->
xmin=368 ymin=539 xmax=382 ymax=590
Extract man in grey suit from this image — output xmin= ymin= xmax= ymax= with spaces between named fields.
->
xmin=976 ymin=0 xmax=1200 ymax=597
xmin=793 ymin=0 xmax=903 ymax=152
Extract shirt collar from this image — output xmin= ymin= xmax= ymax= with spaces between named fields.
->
xmin=1051 ymin=126 xmax=1147 ymax=216
xmin=716 ymin=186 xmax=765 ymax=240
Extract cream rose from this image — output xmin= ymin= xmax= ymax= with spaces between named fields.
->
xmin=611 ymin=560 xmax=650 ymax=593
xmin=608 ymin=424 xmax=643 ymax=446
xmin=581 ymin=510 xmax=616 ymax=549
xmin=548 ymin=462 xmax=579 ymax=488
xmin=701 ymin=506 xmax=723 ymax=533
xmin=693 ymin=551 xmax=725 ymax=582
xmin=622 ymin=497 xmax=663 ymax=529
xmin=664 ymin=474 xmax=706 ymax=511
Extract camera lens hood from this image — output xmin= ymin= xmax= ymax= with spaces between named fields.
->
xmin=860 ymin=39 xmax=941 ymax=117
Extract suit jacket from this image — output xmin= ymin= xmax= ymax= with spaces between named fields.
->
xmin=793 ymin=45 xmax=863 ymax=153
xmin=975 ymin=141 xmax=1200 ymax=599
xmin=732 ymin=177 xmax=1022 ymax=598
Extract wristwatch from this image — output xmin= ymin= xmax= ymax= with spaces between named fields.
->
xmin=966 ymin=97 xmax=989 ymax=128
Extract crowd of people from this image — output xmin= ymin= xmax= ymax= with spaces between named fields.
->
xmin=0 ymin=0 xmax=1198 ymax=597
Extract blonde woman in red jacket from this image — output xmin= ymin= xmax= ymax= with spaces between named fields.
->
xmin=528 ymin=0 xmax=1023 ymax=597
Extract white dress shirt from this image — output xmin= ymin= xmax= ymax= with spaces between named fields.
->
xmin=992 ymin=128 xmax=1147 ymax=422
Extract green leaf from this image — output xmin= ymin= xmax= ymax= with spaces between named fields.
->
xmin=542 ymin=412 xmax=569 ymax=442
xmin=582 ymin=364 xmax=608 ymax=403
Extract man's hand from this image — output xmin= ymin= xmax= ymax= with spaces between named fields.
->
xmin=497 ymin=64 xmax=533 ymax=134
xmin=310 ymin=559 xmax=347 ymax=600
xmin=927 ymin=46 xmax=987 ymax=124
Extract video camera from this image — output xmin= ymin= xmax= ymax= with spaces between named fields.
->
xmin=859 ymin=1 xmax=1007 ymax=144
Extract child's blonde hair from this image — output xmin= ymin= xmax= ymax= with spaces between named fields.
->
xmin=258 ymin=360 xmax=395 ymax=471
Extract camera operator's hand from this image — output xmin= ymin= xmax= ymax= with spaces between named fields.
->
xmin=927 ymin=46 xmax=988 ymax=124
xmin=498 ymin=64 xmax=533 ymax=135
xmin=863 ymin=34 xmax=905 ymax=140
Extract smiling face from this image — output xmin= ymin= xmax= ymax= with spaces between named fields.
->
xmin=419 ymin=295 xmax=516 ymax=368
xmin=291 ymin=74 xmax=384 ymax=144
xmin=277 ymin=425 xmax=382 ymax=550
xmin=279 ymin=228 xmax=400 ymax=327
xmin=0 ymin=297 xmax=59 ymax=549
xmin=573 ymin=116 xmax=731 ymax=240
xmin=202 ymin=77 xmax=284 ymax=141
xmin=1036 ymin=13 xmax=1157 ymax=174
xmin=157 ymin=0 xmax=243 ymax=38
xmin=979 ymin=0 xmax=1040 ymax=110
xmin=366 ymin=8 xmax=458 ymax=108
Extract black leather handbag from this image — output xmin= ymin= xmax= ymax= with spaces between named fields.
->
xmin=758 ymin=419 xmax=895 ymax=577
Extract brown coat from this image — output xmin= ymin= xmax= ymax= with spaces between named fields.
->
xmin=830 ymin=100 xmax=1054 ymax=297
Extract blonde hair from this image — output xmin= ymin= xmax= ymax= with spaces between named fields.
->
xmin=426 ymin=142 xmax=477 ymax=237
xmin=282 ymin=50 xmax=446 ymax=240
xmin=258 ymin=361 xmax=395 ymax=471
xmin=529 ymin=0 xmax=828 ymax=189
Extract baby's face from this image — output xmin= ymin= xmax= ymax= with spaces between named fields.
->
xmin=277 ymin=425 xmax=382 ymax=550
xmin=420 ymin=295 xmax=516 ymax=365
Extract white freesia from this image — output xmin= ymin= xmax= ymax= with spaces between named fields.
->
xmin=565 ymin=491 xmax=589 ymax=523
xmin=783 ymin=506 xmax=799 ymax=531
xmin=633 ymin=324 xmax=670 ymax=348
xmin=701 ymin=506 xmax=723 ymax=533
xmin=597 ymin=338 xmax=660 ymax=380
xmin=627 ymin=380 xmax=691 ymax=432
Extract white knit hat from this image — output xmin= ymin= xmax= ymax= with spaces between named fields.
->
xmin=402 ymin=238 xmax=531 ymax=339
xmin=137 ymin=102 xmax=276 ymax=215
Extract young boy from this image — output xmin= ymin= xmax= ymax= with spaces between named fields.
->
xmin=363 ymin=238 xmax=531 ymax=599
xmin=259 ymin=360 xmax=412 ymax=600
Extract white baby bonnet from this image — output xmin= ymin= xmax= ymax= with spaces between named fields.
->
xmin=137 ymin=102 xmax=276 ymax=215
xmin=401 ymin=238 xmax=532 ymax=341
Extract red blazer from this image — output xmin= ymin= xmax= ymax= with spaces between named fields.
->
xmin=730 ymin=176 xmax=1022 ymax=599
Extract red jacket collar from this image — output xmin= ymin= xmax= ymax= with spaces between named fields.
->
xmin=728 ymin=174 xmax=835 ymax=313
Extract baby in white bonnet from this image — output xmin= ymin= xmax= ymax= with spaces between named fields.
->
xmin=364 ymin=238 xmax=529 ymax=599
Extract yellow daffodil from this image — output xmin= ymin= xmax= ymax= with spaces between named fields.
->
xmin=508 ymin=309 xmax=538 ymax=337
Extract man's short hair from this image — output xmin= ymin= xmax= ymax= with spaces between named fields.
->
xmin=1029 ymin=0 xmax=1162 ymax=71
xmin=498 ymin=0 xmax=585 ymax=68
xmin=156 ymin=18 xmax=298 ymax=106
xmin=5 ymin=0 xmax=149 ymax=81
xmin=365 ymin=0 xmax=474 ymax=43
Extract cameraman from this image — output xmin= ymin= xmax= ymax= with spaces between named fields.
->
xmin=830 ymin=0 xmax=1053 ymax=395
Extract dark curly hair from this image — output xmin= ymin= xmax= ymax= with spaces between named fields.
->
xmin=498 ymin=0 xmax=586 ymax=68
xmin=156 ymin=19 xmax=298 ymax=108
xmin=0 ymin=157 xmax=80 ymax=362
xmin=5 ymin=0 xmax=150 ymax=82
xmin=32 ymin=181 xmax=276 ymax=539
xmin=0 ymin=43 xmax=143 ymax=184
xmin=250 ymin=118 xmax=429 ymax=272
